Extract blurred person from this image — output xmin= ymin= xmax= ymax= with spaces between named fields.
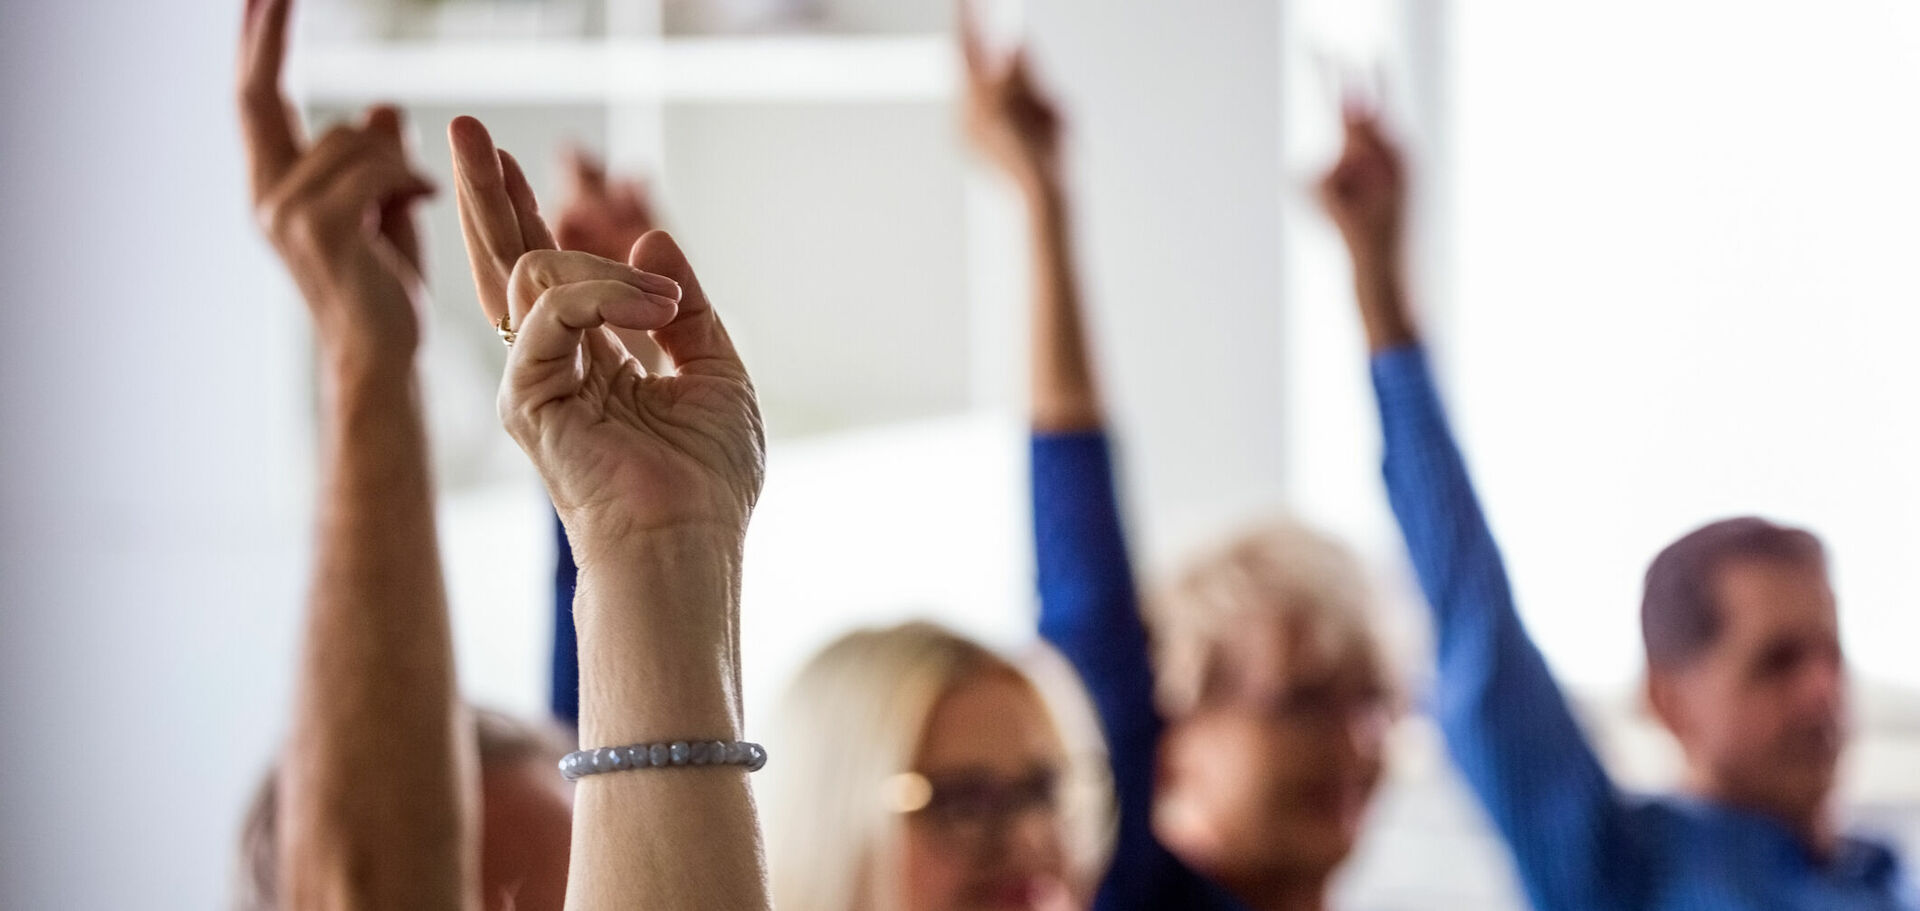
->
xmin=763 ymin=622 xmax=1113 ymax=911
xmin=1321 ymin=100 xmax=1919 ymax=910
xmin=238 ymin=0 xmax=494 ymax=907
xmin=451 ymin=113 xmax=773 ymax=908
xmin=962 ymin=10 xmax=1396 ymax=911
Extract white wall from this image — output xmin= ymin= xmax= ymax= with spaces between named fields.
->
xmin=1445 ymin=0 xmax=1920 ymax=691
xmin=0 ymin=2 xmax=313 ymax=908
xmin=1025 ymin=0 xmax=1291 ymax=568
xmin=7 ymin=2 xmax=1914 ymax=908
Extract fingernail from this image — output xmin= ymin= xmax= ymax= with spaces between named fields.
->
xmin=633 ymin=271 xmax=682 ymax=298
xmin=642 ymin=291 xmax=681 ymax=312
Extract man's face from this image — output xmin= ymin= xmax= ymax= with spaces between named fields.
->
xmin=1654 ymin=558 xmax=1848 ymax=821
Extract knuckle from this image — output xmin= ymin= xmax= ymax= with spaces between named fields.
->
xmin=259 ymin=197 xmax=312 ymax=247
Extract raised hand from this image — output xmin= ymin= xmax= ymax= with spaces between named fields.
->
xmin=239 ymin=0 xmax=434 ymax=368
xmin=1318 ymin=99 xmax=1417 ymax=351
xmin=960 ymin=0 xmax=1063 ymax=192
xmin=554 ymin=146 xmax=660 ymax=262
xmin=454 ymin=117 xmax=772 ymax=911
xmin=1317 ymin=99 xmax=1406 ymax=264
xmin=449 ymin=116 xmax=765 ymax=556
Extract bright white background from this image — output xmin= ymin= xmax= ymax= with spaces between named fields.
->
xmin=2 ymin=1 xmax=1916 ymax=909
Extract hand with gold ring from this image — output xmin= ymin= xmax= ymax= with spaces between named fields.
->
xmin=449 ymin=113 xmax=772 ymax=910
xmin=449 ymin=115 xmax=765 ymax=556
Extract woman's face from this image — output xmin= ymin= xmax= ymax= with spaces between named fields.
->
xmin=896 ymin=671 xmax=1078 ymax=911
xmin=1154 ymin=613 xmax=1389 ymax=893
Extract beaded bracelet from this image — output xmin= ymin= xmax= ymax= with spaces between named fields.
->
xmin=560 ymin=740 xmax=768 ymax=781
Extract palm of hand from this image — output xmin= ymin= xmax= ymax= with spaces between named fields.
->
xmin=1322 ymin=123 xmax=1405 ymax=247
xmin=968 ymin=72 xmax=1061 ymax=182
xmin=531 ymin=345 xmax=764 ymax=539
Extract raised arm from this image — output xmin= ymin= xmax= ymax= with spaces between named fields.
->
xmin=961 ymin=10 xmax=1198 ymax=908
xmin=239 ymin=1 xmax=474 ymax=908
xmin=450 ymin=116 xmax=770 ymax=911
xmin=1320 ymin=106 xmax=1641 ymax=908
xmin=961 ymin=9 xmax=1097 ymax=432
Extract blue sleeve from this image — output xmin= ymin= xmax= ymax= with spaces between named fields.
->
xmin=551 ymin=511 xmax=579 ymax=726
xmin=1371 ymin=346 xmax=1642 ymax=911
xmin=1031 ymin=431 xmax=1235 ymax=911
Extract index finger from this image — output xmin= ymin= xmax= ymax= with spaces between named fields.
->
xmin=238 ymin=0 xmax=301 ymax=201
xmin=958 ymin=0 xmax=991 ymax=84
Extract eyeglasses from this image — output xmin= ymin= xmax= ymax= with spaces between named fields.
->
xmin=884 ymin=766 xmax=1082 ymax=851
xmin=1199 ymin=680 xmax=1396 ymax=731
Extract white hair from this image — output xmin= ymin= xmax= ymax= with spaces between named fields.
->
xmin=1149 ymin=519 xmax=1388 ymax=718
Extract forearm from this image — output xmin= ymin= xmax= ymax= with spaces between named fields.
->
xmin=282 ymin=359 xmax=474 ymax=911
xmin=563 ymin=529 xmax=769 ymax=911
xmin=1026 ymin=179 xmax=1103 ymax=432
xmin=1347 ymin=241 xmax=1418 ymax=352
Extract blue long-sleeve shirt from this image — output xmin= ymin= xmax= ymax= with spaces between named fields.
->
xmin=1032 ymin=431 xmax=1244 ymax=911
xmin=1371 ymin=344 xmax=1916 ymax=911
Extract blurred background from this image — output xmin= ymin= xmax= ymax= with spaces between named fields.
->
xmin=2 ymin=0 xmax=1918 ymax=907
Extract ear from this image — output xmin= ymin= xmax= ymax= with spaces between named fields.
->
xmin=1645 ymin=668 xmax=1688 ymax=741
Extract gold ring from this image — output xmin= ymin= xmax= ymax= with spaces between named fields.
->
xmin=496 ymin=313 xmax=516 ymax=348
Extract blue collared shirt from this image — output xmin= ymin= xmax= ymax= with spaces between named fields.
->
xmin=1373 ymin=344 xmax=1917 ymax=911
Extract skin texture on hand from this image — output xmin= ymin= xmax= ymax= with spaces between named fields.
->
xmin=959 ymin=2 xmax=1102 ymax=433
xmin=1318 ymin=102 xmax=1418 ymax=352
xmin=239 ymin=1 xmax=477 ymax=909
xmin=450 ymin=114 xmax=772 ymax=911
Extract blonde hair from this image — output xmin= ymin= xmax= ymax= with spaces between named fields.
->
xmin=764 ymin=622 xmax=1112 ymax=911
xmin=1150 ymin=519 xmax=1386 ymax=718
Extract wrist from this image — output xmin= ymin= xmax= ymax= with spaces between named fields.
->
xmin=321 ymin=339 xmax=418 ymax=388
xmin=1019 ymin=168 xmax=1067 ymax=211
xmin=568 ymin=529 xmax=746 ymax=746
xmin=1348 ymin=264 xmax=1418 ymax=352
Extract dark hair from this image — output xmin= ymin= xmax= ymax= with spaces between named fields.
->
xmin=1640 ymin=517 xmax=1827 ymax=670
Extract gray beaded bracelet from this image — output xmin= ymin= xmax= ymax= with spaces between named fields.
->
xmin=560 ymin=740 xmax=768 ymax=781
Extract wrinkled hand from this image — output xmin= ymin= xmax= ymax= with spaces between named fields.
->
xmin=239 ymin=0 xmax=434 ymax=366
xmin=1317 ymin=101 xmax=1405 ymax=261
xmin=960 ymin=0 xmax=1062 ymax=191
xmin=450 ymin=116 xmax=764 ymax=548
